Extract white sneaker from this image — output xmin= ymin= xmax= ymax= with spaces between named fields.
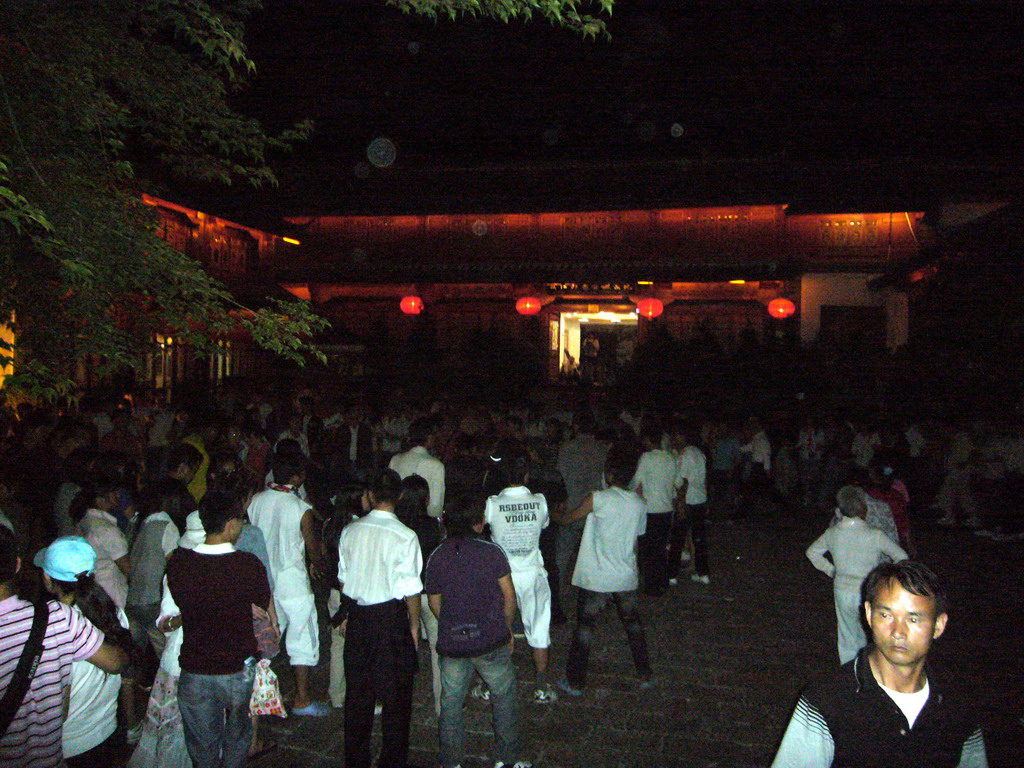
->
xmin=471 ymin=682 xmax=490 ymax=701
xmin=494 ymin=762 xmax=533 ymax=768
xmin=668 ymin=577 xmax=679 ymax=586
xmin=690 ymin=574 xmax=710 ymax=585
xmin=935 ymin=514 xmax=956 ymax=526
xmin=374 ymin=702 xmax=383 ymax=716
xmin=532 ymin=684 xmax=558 ymax=704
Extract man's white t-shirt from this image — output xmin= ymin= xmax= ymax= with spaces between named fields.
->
xmin=248 ymin=486 xmax=312 ymax=585
xmin=629 ymin=449 xmax=678 ymax=514
xmin=485 ymin=486 xmax=548 ymax=573
xmin=879 ymin=679 xmax=930 ymax=729
xmin=675 ymin=446 xmax=708 ymax=505
xmin=573 ymin=487 xmax=647 ymax=593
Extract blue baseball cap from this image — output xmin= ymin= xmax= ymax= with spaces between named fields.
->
xmin=33 ymin=537 xmax=97 ymax=582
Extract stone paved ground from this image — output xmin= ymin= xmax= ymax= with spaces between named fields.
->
xmin=256 ymin=512 xmax=1024 ymax=768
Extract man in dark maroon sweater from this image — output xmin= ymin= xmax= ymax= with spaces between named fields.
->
xmin=163 ymin=486 xmax=272 ymax=768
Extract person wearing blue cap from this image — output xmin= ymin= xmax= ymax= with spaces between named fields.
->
xmin=36 ymin=536 xmax=136 ymax=767
xmin=0 ymin=529 xmax=127 ymax=768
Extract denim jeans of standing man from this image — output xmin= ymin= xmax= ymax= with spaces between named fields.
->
xmin=439 ymin=645 xmax=520 ymax=768
xmin=178 ymin=667 xmax=255 ymax=768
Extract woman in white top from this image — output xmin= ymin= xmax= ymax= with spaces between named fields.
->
xmin=35 ymin=536 xmax=136 ymax=768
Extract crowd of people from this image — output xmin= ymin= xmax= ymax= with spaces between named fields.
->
xmin=0 ymin=382 xmax=1017 ymax=767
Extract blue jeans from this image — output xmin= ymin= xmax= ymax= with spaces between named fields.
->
xmin=178 ymin=667 xmax=255 ymax=768
xmin=438 ymin=646 xmax=519 ymax=768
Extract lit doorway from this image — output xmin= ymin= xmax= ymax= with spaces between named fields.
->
xmin=559 ymin=309 xmax=638 ymax=385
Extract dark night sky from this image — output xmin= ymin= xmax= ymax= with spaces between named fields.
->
xmin=185 ymin=0 xmax=1024 ymax=220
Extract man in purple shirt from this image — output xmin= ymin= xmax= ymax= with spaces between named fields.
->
xmin=425 ymin=495 xmax=531 ymax=768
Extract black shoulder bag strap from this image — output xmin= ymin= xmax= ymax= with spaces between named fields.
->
xmin=0 ymin=602 xmax=49 ymax=737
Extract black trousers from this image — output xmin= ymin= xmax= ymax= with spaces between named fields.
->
xmin=343 ymin=599 xmax=418 ymax=768
xmin=638 ymin=512 xmax=672 ymax=596
xmin=668 ymin=503 xmax=710 ymax=578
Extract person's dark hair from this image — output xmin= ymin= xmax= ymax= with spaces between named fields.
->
xmin=272 ymin=455 xmax=306 ymax=485
xmin=407 ymin=418 xmax=433 ymax=447
xmin=140 ymin=479 xmax=195 ymax=535
xmin=50 ymin=572 xmax=137 ymax=659
xmin=443 ymin=493 xmax=485 ymax=538
xmin=61 ymin=447 xmax=96 ymax=485
xmin=640 ymin=425 xmax=662 ymax=447
xmin=94 ymin=450 xmax=135 ymax=488
xmin=198 ymin=487 xmax=244 ymax=536
xmin=168 ymin=443 xmax=202 ymax=474
xmin=863 ymin=561 xmax=948 ymax=617
xmin=68 ymin=482 xmax=120 ymax=523
xmin=368 ymin=468 xmax=403 ymax=506
xmin=333 ymin=484 xmax=366 ymax=519
xmin=0 ymin=526 xmax=18 ymax=584
xmin=274 ymin=438 xmax=305 ymax=461
xmin=489 ymin=444 xmax=529 ymax=488
xmin=207 ymin=452 xmax=240 ymax=485
xmin=395 ymin=474 xmax=430 ymax=527
xmin=604 ymin=441 xmax=640 ymax=488
xmin=575 ymin=414 xmax=598 ymax=435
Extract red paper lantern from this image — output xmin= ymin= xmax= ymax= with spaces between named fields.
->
xmin=636 ymin=298 xmax=664 ymax=319
xmin=400 ymin=295 xmax=423 ymax=315
xmin=515 ymin=296 xmax=541 ymax=316
xmin=767 ymin=298 xmax=796 ymax=319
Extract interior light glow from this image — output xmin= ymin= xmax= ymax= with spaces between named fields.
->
xmin=282 ymin=237 xmax=301 ymax=245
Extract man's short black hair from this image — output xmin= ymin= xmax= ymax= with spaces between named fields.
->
xmin=407 ymin=418 xmax=433 ymax=447
xmin=863 ymin=560 xmax=948 ymax=617
xmin=490 ymin=443 xmax=529 ymax=487
xmin=168 ymin=443 xmax=202 ymax=472
xmin=198 ymin=487 xmax=245 ymax=536
xmin=443 ymin=494 xmax=485 ymax=538
xmin=368 ymin=468 xmax=403 ymax=506
xmin=604 ymin=441 xmax=640 ymax=488
xmin=272 ymin=454 xmax=306 ymax=485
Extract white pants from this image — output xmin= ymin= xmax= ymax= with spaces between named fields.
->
xmin=511 ymin=568 xmax=551 ymax=649
xmin=274 ymin=569 xmax=320 ymax=667
xmin=834 ymin=587 xmax=866 ymax=665
xmin=328 ymin=589 xmax=346 ymax=707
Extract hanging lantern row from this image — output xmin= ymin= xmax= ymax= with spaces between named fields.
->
xmin=767 ymin=297 xmax=796 ymax=319
xmin=401 ymin=295 xmax=792 ymax=321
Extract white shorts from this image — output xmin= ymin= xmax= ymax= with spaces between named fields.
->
xmin=274 ymin=570 xmax=320 ymax=666
xmin=511 ymin=568 xmax=551 ymax=649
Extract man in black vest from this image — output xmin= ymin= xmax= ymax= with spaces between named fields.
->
xmin=771 ymin=561 xmax=987 ymax=767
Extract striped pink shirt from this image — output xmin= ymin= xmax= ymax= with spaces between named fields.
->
xmin=0 ymin=596 xmax=104 ymax=768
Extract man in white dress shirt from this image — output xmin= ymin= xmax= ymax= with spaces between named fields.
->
xmin=389 ymin=418 xmax=446 ymax=518
xmin=337 ymin=469 xmax=423 ymax=768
